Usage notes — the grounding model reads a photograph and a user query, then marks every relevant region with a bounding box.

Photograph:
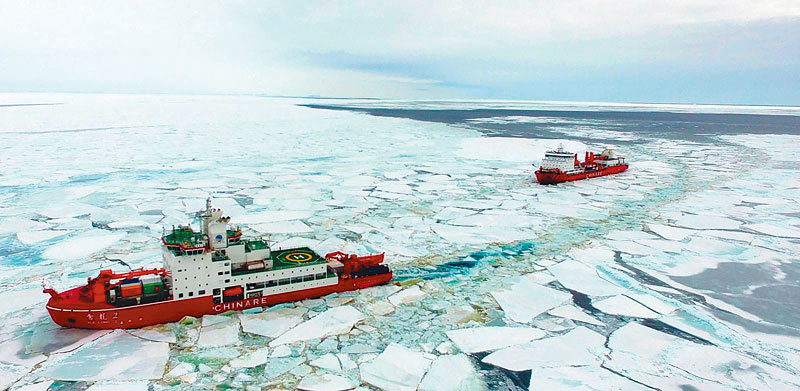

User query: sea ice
[197,316,241,347]
[745,222,800,239]
[457,137,586,162]
[235,210,314,224]
[432,223,531,244]
[9,380,54,391]
[270,306,364,346]
[271,344,292,357]
[528,365,643,391]
[297,374,356,391]
[606,322,800,390]
[42,231,126,260]
[16,230,69,245]
[165,362,195,378]
[0,338,47,369]
[262,357,306,379]
[251,220,312,234]
[445,326,546,353]
[83,381,149,391]
[229,347,270,368]
[567,246,616,266]
[240,307,305,338]
[0,363,26,391]
[674,214,741,230]
[548,305,604,326]
[367,301,395,316]
[127,325,177,344]
[547,260,626,296]
[606,240,661,256]
[634,238,684,253]
[448,212,537,228]
[647,223,693,241]
[337,353,358,370]
[482,327,606,371]
[310,353,341,372]
[39,203,104,219]
[684,236,743,255]
[359,343,432,391]
[387,285,426,306]
[605,230,656,241]
[491,276,572,323]
[0,288,48,316]
[37,330,169,381]
[418,354,484,391]
[0,218,50,235]
[27,325,111,355]
[592,295,660,318]
[107,220,150,229]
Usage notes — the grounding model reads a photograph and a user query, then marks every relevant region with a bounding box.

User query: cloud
[0,1,799,103]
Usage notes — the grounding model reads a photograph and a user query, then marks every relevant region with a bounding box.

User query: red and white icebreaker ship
[44,200,392,329]
[535,145,628,184]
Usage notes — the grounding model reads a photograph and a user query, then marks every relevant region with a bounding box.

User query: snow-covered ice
[445,326,546,353]
[360,343,432,391]
[270,306,364,346]
[297,374,356,391]
[37,331,169,381]
[3,95,800,390]
[418,354,484,391]
[491,276,572,323]
[239,307,305,338]
[547,259,626,296]
[482,327,606,371]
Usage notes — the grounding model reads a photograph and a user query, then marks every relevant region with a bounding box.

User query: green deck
[163,227,204,247]
[232,247,328,276]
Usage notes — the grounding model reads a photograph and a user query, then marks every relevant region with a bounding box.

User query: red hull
[535,164,628,185]
[46,272,392,329]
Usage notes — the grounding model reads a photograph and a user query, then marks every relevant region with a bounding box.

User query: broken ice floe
[547,259,626,296]
[239,307,306,338]
[592,295,660,318]
[360,343,432,391]
[37,330,169,381]
[4,96,800,390]
[297,373,356,391]
[197,316,241,347]
[491,276,572,323]
[418,354,484,391]
[270,306,364,346]
[445,326,545,353]
[606,322,800,390]
[482,326,606,371]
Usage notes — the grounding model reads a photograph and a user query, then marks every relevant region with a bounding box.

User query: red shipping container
[120,283,143,298]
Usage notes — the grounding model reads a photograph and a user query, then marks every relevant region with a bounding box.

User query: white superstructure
[539,144,577,172]
[162,200,336,305]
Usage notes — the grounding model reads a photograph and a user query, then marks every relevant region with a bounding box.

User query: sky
[1,1,799,105]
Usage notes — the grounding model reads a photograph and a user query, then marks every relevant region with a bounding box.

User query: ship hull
[46,272,392,329]
[535,164,628,185]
